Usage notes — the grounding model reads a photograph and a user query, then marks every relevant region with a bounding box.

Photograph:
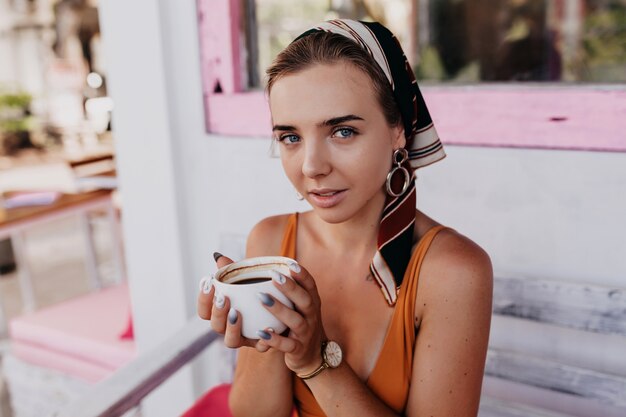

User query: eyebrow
[272,114,365,132]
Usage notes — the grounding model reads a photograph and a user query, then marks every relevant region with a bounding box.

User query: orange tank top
[279,213,448,416]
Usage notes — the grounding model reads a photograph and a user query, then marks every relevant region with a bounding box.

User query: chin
[309,205,355,224]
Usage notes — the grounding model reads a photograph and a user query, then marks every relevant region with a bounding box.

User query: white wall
[419,145,626,287]
[99,1,626,416]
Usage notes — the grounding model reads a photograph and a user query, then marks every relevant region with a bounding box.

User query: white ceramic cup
[212,256,296,339]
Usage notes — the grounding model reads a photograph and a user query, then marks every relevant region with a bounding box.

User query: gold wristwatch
[297,341,343,380]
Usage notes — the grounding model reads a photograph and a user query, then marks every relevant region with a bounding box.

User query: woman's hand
[256,264,326,375]
[197,253,272,352]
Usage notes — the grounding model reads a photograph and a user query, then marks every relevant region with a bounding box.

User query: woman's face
[269,62,405,224]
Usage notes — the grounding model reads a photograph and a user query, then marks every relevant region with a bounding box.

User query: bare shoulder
[407,225,493,417]
[246,213,293,257]
[429,228,492,275]
[416,227,493,318]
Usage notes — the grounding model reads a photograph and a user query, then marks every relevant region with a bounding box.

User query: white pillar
[98,1,195,415]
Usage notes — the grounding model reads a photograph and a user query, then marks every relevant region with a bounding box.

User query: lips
[307,189,347,208]
[311,189,340,196]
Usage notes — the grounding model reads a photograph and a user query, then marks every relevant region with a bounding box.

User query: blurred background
[251,0,626,86]
[0,1,625,417]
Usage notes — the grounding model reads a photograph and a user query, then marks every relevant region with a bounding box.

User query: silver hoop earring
[295,191,304,201]
[386,148,410,197]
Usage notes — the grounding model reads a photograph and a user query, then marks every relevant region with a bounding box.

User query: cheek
[347,146,392,187]
[359,138,393,177]
[280,152,302,183]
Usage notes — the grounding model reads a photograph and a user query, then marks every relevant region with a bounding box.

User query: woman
[198,19,493,417]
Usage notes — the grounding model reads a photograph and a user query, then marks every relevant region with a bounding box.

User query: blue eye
[334,127,356,138]
[279,134,300,144]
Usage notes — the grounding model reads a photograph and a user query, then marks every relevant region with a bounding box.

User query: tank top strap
[280,212,298,259]
[398,225,449,350]
[365,224,449,412]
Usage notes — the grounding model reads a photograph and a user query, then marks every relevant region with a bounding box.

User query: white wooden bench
[55,277,626,417]
[481,276,626,417]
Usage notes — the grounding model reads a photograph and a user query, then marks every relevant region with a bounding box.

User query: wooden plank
[0,190,113,230]
[55,319,220,417]
[493,277,626,336]
[485,349,626,409]
[479,396,576,417]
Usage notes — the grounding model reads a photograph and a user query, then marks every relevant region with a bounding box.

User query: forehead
[269,62,382,126]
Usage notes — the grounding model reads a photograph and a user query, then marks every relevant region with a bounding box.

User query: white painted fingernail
[288,262,301,274]
[270,270,286,285]
[202,276,213,294]
[214,293,225,309]
[199,277,207,291]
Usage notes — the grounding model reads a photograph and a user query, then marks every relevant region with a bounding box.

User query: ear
[391,124,406,150]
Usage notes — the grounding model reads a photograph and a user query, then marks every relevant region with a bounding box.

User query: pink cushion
[9,283,136,382]
[11,341,115,383]
[119,313,134,340]
[180,384,299,417]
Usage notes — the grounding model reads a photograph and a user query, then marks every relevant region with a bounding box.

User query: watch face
[324,341,343,368]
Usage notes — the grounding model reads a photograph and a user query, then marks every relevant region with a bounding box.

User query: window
[196,0,626,151]
[248,0,626,87]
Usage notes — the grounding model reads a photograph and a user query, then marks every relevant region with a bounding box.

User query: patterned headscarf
[293,19,446,305]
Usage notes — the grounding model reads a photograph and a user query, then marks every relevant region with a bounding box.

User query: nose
[301,138,331,178]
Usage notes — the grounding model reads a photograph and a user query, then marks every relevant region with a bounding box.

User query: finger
[225,310,265,349]
[223,308,257,348]
[223,308,243,348]
[213,252,235,269]
[255,340,271,353]
[257,291,308,336]
[256,328,298,354]
[209,293,230,334]
[286,262,318,294]
[271,272,316,314]
[197,276,215,320]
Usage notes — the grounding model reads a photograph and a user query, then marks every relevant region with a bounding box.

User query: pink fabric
[119,312,134,340]
[9,283,136,381]
[11,341,115,383]
[181,384,299,417]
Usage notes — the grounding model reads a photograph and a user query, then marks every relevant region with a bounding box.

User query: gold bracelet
[297,361,328,380]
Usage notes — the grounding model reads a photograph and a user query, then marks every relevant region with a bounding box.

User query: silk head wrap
[293,19,446,305]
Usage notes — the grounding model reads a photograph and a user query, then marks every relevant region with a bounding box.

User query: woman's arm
[259,230,492,417]
[254,262,402,417]
[227,216,294,417]
[406,231,493,417]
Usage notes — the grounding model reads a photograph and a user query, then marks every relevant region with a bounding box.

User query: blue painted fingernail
[288,262,301,273]
[228,308,237,325]
[256,292,274,307]
[257,330,272,340]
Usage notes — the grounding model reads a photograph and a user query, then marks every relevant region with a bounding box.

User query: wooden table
[0,189,125,335]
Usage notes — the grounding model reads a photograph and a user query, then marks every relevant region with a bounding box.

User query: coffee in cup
[212,256,296,339]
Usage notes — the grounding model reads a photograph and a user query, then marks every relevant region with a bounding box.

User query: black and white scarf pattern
[295,19,446,305]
